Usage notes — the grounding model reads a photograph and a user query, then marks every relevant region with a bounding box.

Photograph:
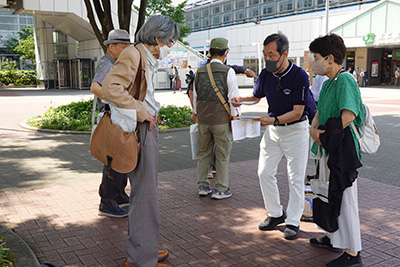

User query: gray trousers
[126,122,160,267]
[197,123,232,192]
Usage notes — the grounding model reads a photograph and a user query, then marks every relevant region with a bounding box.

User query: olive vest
[195,62,231,125]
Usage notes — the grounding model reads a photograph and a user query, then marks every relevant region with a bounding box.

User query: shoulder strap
[350,122,361,141]
[206,63,231,117]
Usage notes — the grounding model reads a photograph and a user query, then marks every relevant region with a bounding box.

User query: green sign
[363,33,376,45]
[396,51,400,57]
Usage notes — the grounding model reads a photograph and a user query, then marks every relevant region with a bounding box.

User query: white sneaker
[198,185,212,196]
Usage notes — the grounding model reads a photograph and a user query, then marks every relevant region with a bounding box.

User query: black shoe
[98,204,128,218]
[283,224,299,240]
[325,252,363,267]
[310,236,344,253]
[307,174,318,180]
[258,210,286,231]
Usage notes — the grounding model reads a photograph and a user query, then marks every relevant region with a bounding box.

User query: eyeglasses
[170,39,176,46]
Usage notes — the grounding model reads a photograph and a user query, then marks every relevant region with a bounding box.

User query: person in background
[172,66,181,93]
[360,69,368,87]
[185,65,194,94]
[90,29,131,218]
[307,74,329,181]
[394,66,400,87]
[308,33,364,267]
[232,32,311,240]
[192,37,240,199]
[101,15,180,267]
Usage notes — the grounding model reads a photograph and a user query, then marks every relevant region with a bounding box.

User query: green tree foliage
[5,26,34,56]
[14,35,35,63]
[0,62,37,86]
[134,0,191,42]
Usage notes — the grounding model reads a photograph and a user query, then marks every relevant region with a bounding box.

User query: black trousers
[98,165,129,210]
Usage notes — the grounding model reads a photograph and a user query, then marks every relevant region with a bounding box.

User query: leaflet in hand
[231,119,261,141]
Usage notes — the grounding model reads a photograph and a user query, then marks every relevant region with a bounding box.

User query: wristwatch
[274,117,280,126]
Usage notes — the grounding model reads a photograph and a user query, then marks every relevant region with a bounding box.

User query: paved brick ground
[1,157,400,267]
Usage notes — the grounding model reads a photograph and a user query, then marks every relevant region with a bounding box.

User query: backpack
[350,103,380,154]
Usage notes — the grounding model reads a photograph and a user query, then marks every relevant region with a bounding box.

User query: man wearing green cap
[192,37,240,199]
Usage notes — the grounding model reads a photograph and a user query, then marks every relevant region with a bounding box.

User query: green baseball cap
[210,38,229,50]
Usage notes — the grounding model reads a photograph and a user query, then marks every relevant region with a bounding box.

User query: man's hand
[245,69,257,78]
[254,116,274,127]
[310,127,325,145]
[145,112,156,131]
[231,97,242,107]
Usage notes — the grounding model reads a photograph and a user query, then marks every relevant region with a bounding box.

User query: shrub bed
[26,99,195,131]
[0,235,16,267]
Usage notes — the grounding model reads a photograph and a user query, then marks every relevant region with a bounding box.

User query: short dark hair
[188,65,191,68]
[263,32,289,55]
[209,48,228,57]
[309,34,346,65]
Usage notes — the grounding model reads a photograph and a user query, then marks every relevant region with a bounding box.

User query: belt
[277,115,308,126]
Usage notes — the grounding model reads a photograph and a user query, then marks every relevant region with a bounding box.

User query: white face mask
[310,53,328,76]
[159,44,171,60]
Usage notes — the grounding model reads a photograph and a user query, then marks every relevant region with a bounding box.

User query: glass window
[249,7,259,17]
[26,17,33,25]
[194,20,201,28]
[202,18,209,27]
[53,30,68,43]
[0,16,18,24]
[194,10,200,19]
[213,5,221,14]
[224,2,232,11]
[202,8,209,17]
[236,0,245,9]
[235,10,245,20]
[223,13,232,23]
[279,0,293,12]
[213,15,220,24]
[0,24,19,31]
[263,4,275,14]
[54,44,68,58]
[186,12,193,20]
[250,0,259,5]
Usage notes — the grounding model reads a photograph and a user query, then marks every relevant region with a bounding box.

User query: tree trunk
[135,0,148,41]
[83,0,107,53]
[118,0,134,33]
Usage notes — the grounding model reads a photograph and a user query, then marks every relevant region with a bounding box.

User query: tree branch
[135,0,148,39]
[118,0,133,33]
[101,0,114,34]
[83,0,106,53]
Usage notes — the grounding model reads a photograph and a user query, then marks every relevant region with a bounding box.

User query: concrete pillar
[34,17,55,89]
[355,47,368,86]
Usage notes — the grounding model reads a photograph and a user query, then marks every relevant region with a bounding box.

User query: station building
[183,0,400,85]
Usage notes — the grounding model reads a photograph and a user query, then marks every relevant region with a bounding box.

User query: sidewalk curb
[19,119,191,135]
[0,224,40,267]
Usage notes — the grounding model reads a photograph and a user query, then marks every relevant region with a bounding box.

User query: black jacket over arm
[319,117,362,219]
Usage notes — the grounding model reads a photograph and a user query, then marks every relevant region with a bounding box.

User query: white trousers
[329,179,362,252]
[258,120,309,226]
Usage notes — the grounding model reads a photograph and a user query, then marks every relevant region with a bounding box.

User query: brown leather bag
[90,110,140,176]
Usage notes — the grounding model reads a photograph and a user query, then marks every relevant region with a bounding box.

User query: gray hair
[135,15,180,45]
[263,31,289,55]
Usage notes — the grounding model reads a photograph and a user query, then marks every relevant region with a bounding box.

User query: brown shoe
[158,249,169,262]
[125,262,171,267]
[125,249,169,267]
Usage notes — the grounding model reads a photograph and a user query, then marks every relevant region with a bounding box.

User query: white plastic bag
[190,123,198,160]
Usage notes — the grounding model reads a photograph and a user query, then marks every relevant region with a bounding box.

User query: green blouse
[311,72,365,160]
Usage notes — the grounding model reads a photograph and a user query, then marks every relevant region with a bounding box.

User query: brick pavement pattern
[1,156,400,266]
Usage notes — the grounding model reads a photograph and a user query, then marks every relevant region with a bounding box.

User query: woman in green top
[308,34,365,267]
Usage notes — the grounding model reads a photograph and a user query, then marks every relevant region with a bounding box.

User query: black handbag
[312,197,339,232]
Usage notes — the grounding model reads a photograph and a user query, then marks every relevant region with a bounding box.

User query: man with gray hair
[101,15,179,267]
[90,29,131,218]
[233,32,312,240]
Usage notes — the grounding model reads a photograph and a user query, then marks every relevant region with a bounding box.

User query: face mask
[265,54,283,73]
[159,44,170,60]
[312,56,328,76]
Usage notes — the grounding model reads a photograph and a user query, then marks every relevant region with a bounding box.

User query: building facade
[183,0,400,86]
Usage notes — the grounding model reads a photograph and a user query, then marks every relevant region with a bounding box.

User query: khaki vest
[195,62,231,125]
